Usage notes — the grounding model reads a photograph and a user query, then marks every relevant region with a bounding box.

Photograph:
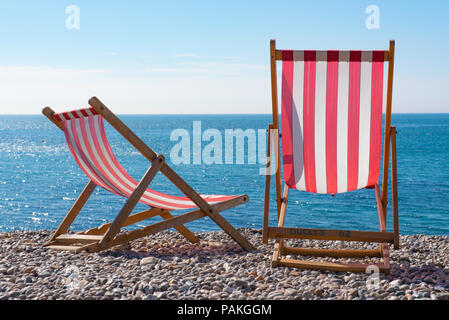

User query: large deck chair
[42,97,255,253]
[263,40,399,273]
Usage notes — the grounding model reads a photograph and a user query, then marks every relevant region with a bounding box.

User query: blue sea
[1,114,449,236]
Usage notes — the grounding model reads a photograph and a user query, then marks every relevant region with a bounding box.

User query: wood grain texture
[390,126,400,249]
[282,246,382,258]
[42,106,63,130]
[55,234,103,244]
[381,40,396,216]
[267,227,394,243]
[262,124,273,244]
[277,258,388,273]
[270,40,283,217]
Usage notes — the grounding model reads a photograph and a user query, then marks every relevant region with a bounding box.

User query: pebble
[234,280,248,288]
[302,291,313,299]
[140,257,158,266]
[389,279,401,287]
[0,229,447,300]
[349,289,358,298]
[314,289,323,297]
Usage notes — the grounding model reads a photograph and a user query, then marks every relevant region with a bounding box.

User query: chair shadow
[97,231,259,262]
[388,262,449,290]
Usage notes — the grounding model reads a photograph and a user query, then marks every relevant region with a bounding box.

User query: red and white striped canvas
[53,107,98,121]
[54,110,237,210]
[281,50,385,194]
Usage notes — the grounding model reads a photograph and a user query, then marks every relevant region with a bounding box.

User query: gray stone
[389,279,401,287]
[234,280,248,288]
[6,267,15,275]
[302,291,313,299]
[140,257,158,266]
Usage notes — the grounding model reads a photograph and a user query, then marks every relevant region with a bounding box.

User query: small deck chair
[263,40,399,273]
[42,97,255,253]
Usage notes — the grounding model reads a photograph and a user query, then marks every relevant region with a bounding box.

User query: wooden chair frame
[262,40,399,273]
[42,97,255,253]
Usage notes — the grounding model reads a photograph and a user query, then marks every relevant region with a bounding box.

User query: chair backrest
[53,107,128,196]
[280,50,386,194]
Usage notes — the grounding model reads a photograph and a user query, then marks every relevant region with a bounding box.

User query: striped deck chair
[262,40,399,273]
[42,97,255,253]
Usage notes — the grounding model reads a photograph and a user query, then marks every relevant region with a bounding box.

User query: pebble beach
[0,228,448,300]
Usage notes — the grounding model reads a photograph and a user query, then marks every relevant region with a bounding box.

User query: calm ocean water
[0,114,448,235]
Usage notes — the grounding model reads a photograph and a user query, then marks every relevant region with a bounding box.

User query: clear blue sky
[0,0,448,114]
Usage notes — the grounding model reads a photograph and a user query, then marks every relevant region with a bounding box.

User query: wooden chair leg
[375,183,386,232]
[272,185,288,267]
[390,127,399,250]
[262,124,273,244]
[159,210,200,244]
[98,155,165,248]
[277,185,289,254]
[263,174,271,244]
[377,185,391,273]
[49,180,96,242]
[272,241,281,267]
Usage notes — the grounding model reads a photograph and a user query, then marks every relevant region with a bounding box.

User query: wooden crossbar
[262,124,273,244]
[381,40,396,215]
[276,258,388,273]
[45,245,84,252]
[282,246,382,258]
[55,234,103,243]
[267,227,394,243]
[274,50,390,61]
[390,127,400,249]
